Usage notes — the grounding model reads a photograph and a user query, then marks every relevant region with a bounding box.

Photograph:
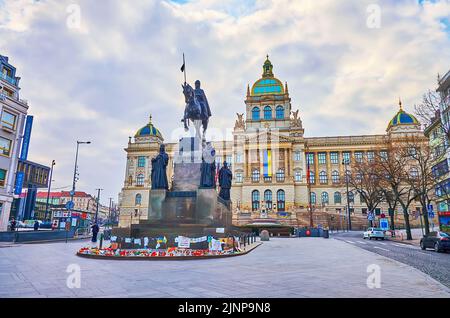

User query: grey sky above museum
[0,0,449,204]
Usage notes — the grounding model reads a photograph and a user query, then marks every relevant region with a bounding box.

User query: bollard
[99,233,104,249]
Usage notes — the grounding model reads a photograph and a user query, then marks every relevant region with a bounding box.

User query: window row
[308,170,341,184]
[310,191,355,205]
[251,169,286,182]
[252,105,285,120]
[251,189,285,211]
[306,151,386,165]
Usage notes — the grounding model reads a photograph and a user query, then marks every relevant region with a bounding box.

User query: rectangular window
[375,208,381,216]
[0,169,6,187]
[137,156,146,168]
[367,151,374,162]
[380,150,388,161]
[235,153,242,163]
[309,171,315,184]
[236,173,243,183]
[1,110,17,130]
[330,152,339,164]
[355,151,363,163]
[0,136,12,156]
[342,152,351,164]
[226,155,232,164]
[318,153,326,165]
[294,151,301,162]
[306,153,314,165]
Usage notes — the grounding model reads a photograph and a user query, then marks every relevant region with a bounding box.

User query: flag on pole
[180,62,185,72]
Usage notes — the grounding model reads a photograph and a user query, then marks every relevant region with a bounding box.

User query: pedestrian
[91,222,99,243]
[33,220,39,231]
[10,218,17,232]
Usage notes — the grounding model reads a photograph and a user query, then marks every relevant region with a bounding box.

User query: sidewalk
[387,227,437,246]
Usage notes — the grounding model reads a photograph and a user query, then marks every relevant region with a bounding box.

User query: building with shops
[424,69,450,233]
[118,56,431,231]
[0,55,29,231]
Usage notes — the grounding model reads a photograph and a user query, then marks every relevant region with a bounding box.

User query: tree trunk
[403,208,413,240]
[390,211,395,231]
[422,205,430,235]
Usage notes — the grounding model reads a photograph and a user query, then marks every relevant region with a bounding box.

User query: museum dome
[135,115,163,139]
[250,55,285,96]
[387,99,420,130]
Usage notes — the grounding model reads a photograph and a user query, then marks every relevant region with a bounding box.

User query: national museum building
[118,57,425,230]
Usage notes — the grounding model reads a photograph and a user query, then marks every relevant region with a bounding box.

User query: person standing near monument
[200,142,216,188]
[151,144,169,190]
[218,161,232,201]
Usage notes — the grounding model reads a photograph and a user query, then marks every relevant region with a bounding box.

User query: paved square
[0,238,449,298]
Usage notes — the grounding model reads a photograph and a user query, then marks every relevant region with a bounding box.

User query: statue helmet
[195,80,201,87]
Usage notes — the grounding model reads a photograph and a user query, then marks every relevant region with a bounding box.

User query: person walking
[91,222,99,243]
[33,220,39,231]
[10,218,17,232]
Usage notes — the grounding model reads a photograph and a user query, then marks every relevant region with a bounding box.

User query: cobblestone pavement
[332,231,450,289]
[0,238,449,298]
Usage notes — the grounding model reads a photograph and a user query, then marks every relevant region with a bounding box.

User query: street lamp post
[70,141,91,205]
[108,197,113,230]
[94,188,103,224]
[44,159,56,221]
[342,159,352,231]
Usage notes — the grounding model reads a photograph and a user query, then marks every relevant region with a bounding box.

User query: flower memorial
[76,234,251,259]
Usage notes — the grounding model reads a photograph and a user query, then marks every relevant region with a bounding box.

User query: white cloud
[0,0,449,202]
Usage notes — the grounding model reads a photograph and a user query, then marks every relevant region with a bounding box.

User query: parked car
[420,231,450,253]
[363,227,385,240]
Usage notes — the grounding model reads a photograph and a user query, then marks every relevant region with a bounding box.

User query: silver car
[363,227,385,240]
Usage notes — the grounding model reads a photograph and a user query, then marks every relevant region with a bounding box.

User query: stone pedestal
[148,189,166,221]
[172,136,203,191]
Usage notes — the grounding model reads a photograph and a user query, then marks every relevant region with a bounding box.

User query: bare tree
[401,136,435,235]
[414,89,447,149]
[346,155,384,227]
[375,140,418,240]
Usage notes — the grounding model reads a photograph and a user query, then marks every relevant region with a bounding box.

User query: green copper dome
[135,115,163,139]
[250,55,285,96]
[387,100,420,130]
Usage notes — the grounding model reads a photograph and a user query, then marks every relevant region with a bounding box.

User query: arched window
[276,105,284,119]
[264,106,272,120]
[321,192,329,204]
[252,190,260,211]
[264,190,272,210]
[310,192,317,204]
[135,194,142,205]
[277,190,285,211]
[319,171,328,184]
[334,192,342,204]
[252,107,260,120]
[137,174,144,186]
[276,168,285,182]
[332,171,339,184]
[252,169,260,182]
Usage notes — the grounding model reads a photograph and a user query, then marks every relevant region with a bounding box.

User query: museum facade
[118,57,426,230]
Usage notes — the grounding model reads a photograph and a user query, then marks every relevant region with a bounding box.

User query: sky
[0,0,449,205]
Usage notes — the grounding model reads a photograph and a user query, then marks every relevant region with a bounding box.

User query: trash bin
[323,229,329,239]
